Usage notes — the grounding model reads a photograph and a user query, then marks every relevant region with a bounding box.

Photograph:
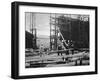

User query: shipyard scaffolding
[30,13,37,49]
[50,14,89,51]
[50,14,70,51]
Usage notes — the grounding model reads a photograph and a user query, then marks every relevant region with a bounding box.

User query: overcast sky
[25,13,50,37]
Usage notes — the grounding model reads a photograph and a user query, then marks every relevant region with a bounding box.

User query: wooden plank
[26,52,89,62]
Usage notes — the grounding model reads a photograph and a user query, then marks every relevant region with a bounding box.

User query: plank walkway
[25,52,89,63]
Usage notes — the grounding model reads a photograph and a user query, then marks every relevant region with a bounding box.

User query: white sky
[25,13,50,37]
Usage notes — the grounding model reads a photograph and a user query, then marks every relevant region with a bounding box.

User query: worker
[39,44,44,57]
[58,45,62,56]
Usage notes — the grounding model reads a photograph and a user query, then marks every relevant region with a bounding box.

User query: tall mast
[50,13,52,50]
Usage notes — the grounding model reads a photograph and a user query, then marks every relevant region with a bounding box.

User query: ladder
[57,27,68,50]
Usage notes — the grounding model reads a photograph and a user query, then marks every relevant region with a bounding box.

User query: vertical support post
[50,13,52,50]
[32,13,34,50]
[55,13,57,50]
[32,13,37,49]
[70,14,72,42]
[78,15,81,42]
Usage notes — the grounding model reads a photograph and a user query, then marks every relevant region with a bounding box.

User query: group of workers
[39,41,74,57]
